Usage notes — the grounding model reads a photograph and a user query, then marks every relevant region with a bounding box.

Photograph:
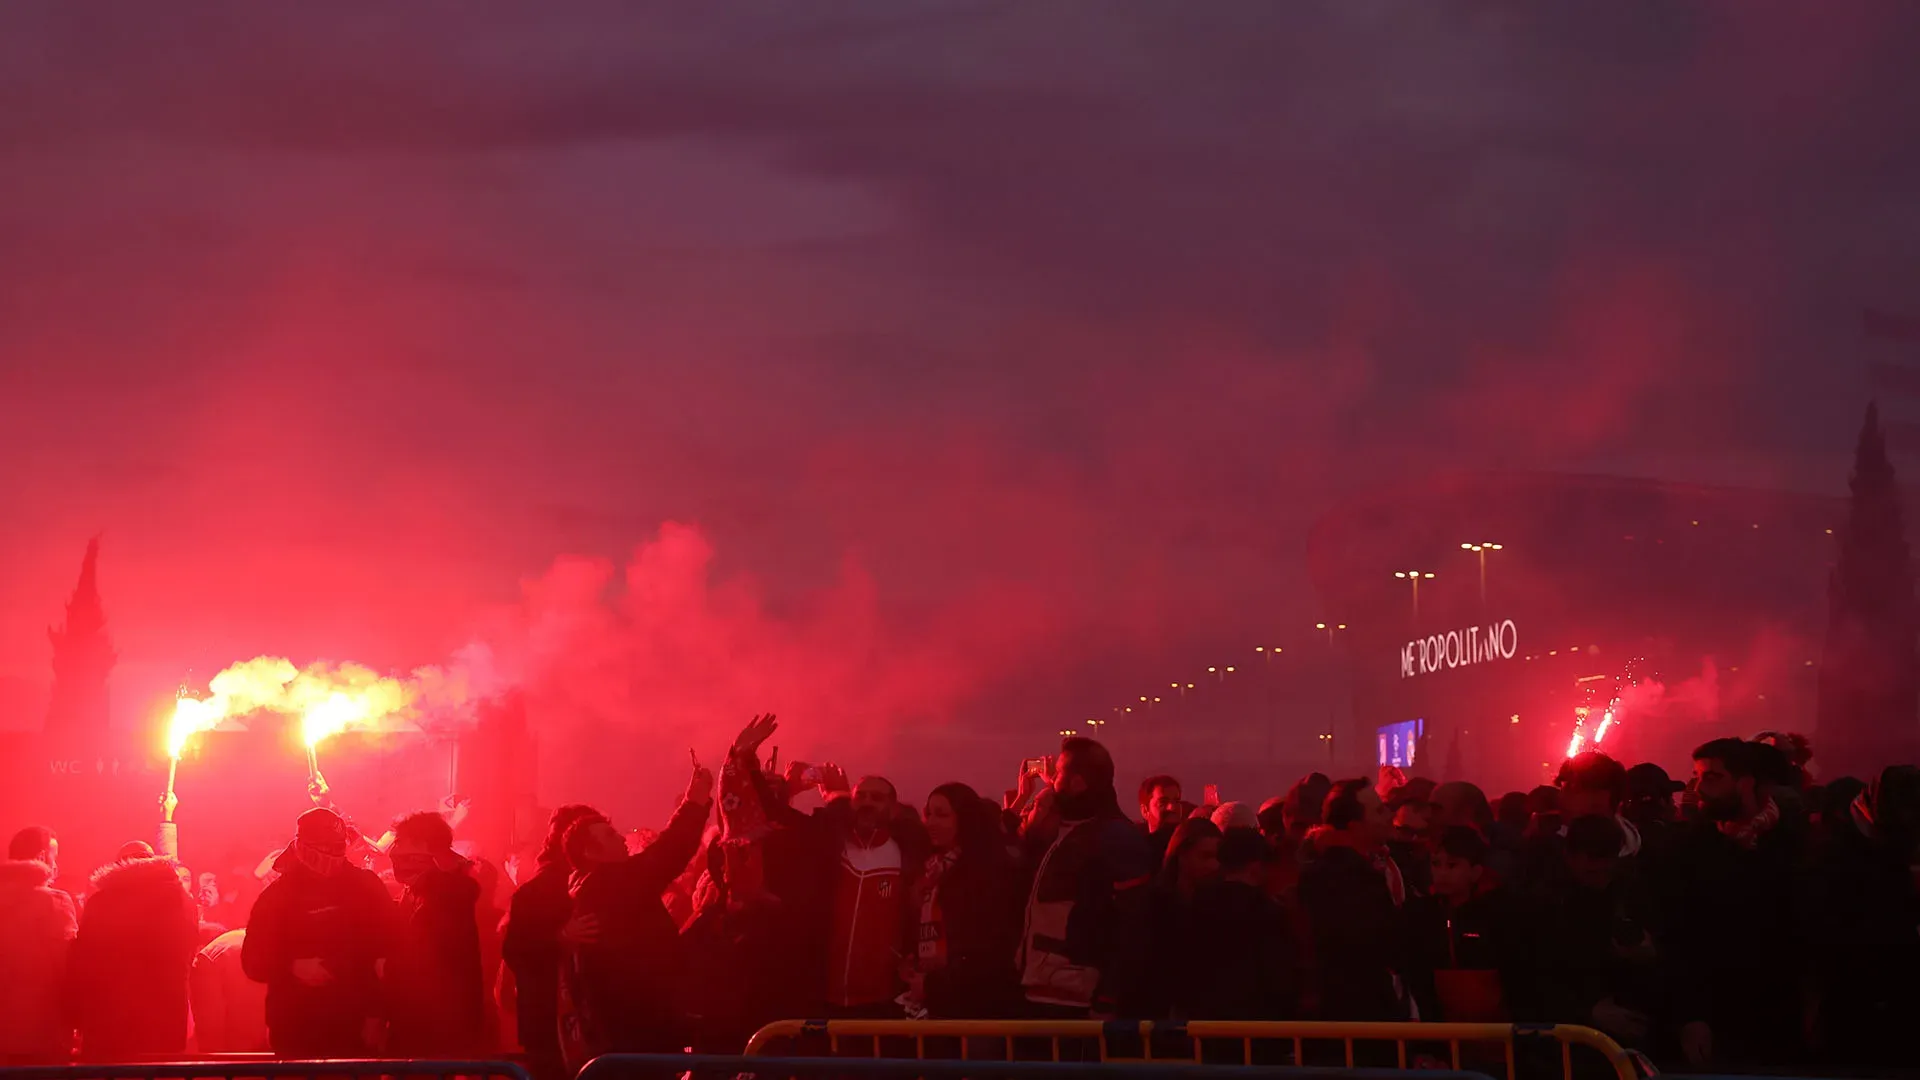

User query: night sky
[3,3,1919,800]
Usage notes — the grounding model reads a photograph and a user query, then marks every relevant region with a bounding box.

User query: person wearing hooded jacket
[0,827,77,1064]
[243,807,397,1057]
[384,810,487,1056]
[67,852,199,1060]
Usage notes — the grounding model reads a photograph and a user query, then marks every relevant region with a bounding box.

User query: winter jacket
[191,929,268,1053]
[0,861,78,1063]
[1180,879,1298,1020]
[827,832,906,1008]
[68,858,199,1059]
[1019,814,1156,1013]
[561,797,708,1066]
[242,861,396,1057]
[386,868,487,1055]
[1804,818,1920,1066]
[502,861,573,1064]
[1297,846,1408,1021]
[916,849,1022,1019]
[1663,814,1805,1066]
[1406,889,1534,1023]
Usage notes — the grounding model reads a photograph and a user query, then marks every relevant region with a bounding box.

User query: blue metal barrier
[0,1061,531,1080]
[579,1053,1503,1080]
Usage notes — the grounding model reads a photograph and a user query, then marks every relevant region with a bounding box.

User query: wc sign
[1400,619,1519,678]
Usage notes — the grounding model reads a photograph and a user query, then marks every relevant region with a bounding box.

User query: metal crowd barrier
[0,1061,531,1080]
[580,1054,1501,1080]
[741,1021,1640,1080]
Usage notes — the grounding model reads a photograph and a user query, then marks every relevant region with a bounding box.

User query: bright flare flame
[160,655,434,758]
[1593,711,1615,745]
[166,696,222,759]
[1567,731,1586,758]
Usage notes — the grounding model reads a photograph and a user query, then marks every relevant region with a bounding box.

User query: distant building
[46,537,115,735]
[1309,472,1848,788]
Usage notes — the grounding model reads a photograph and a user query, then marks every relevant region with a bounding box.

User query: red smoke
[465,521,1051,818]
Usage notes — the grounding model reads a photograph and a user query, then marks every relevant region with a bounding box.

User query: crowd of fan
[3,714,1918,1076]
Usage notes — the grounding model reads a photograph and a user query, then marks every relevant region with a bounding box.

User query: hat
[1626,763,1684,801]
[1210,801,1260,832]
[295,807,349,852]
[116,840,156,862]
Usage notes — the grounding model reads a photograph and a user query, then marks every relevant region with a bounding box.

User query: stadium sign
[1401,619,1518,678]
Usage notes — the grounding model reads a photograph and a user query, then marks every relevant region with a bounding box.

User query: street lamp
[1459,542,1503,606]
[1394,570,1435,619]
[1314,622,1348,645]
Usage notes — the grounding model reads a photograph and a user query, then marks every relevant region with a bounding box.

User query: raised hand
[732,714,779,757]
[687,763,716,806]
[819,762,850,794]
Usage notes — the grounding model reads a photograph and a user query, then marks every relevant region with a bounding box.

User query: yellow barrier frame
[743,1020,1637,1080]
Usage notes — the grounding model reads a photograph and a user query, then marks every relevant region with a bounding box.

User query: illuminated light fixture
[1255,646,1265,652]
[1460,542,1503,552]
[1394,570,1436,579]
[1186,683,1195,689]
[1549,650,1558,656]
[1825,528,1833,535]
[1224,666,1235,673]
[1315,623,1326,630]
[1690,520,1699,526]
[1152,696,1161,703]
[1510,714,1521,724]
[1208,667,1217,673]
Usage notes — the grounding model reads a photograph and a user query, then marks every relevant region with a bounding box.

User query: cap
[1626,763,1684,800]
[116,840,155,862]
[295,807,348,851]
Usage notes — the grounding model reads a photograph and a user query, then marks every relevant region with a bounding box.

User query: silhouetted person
[67,853,198,1060]
[385,811,486,1055]
[1,827,77,1063]
[559,763,712,1069]
[1298,780,1408,1020]
[503,804,601,1080]
[1182,827,1297,1020]
[244,808,396,1057]
[1667,739,1803,1069]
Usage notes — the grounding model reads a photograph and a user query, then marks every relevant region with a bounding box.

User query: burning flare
[161,655,434,759]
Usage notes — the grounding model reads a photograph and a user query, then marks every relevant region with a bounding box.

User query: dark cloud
[1,2,1917,794]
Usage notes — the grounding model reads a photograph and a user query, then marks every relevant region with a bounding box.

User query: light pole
[1459,542,1503,607]
[1394,570,1435,620]
[1314,623,1347,770]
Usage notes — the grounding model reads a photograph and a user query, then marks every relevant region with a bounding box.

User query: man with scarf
[1017,736,1154,1019]
[1666,738,1803,1069]
[243,808,397,1057]
[383,810,486,1055]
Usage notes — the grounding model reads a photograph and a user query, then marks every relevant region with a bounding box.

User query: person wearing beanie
[1210,801,1260,834]
[242,807,397,1057]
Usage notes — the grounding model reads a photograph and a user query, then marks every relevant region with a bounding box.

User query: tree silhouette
[1816,403,1920,775]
